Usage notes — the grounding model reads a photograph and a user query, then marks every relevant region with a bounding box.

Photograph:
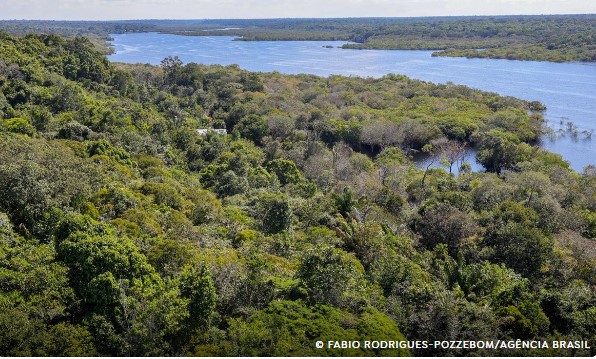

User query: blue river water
[109,32,596,172]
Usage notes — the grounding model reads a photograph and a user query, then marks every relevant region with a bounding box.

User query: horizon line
[2,13,596,22]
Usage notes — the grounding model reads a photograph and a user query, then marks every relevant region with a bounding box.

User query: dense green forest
[0,32,595,356]
[2,15,596,62]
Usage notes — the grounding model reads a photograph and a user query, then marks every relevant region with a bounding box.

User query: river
[108,32,596,172]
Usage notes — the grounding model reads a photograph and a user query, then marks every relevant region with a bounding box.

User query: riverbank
[109,32,596,171]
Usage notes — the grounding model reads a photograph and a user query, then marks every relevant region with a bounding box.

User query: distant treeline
[171,16,596,62]
[0,20,154,36]
[1,15,595,62]
[0,20,155,53]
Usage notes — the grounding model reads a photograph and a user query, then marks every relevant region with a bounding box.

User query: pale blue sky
[1,0,595,20]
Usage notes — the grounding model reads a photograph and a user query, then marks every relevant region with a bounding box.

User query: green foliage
[1,117,35,135]
[0,31,593,356]
[56,231,155,297]
[415,202,477,254]
[226,300,408,356]
[178,263,217,328]
[265,158,303,185]
[0,135,98,235]
[486,223,554,279]
[497,302,550,339]
[296,246,378,309]
[253,192,293,234]
[141,182,183,209]
[189,189,223,225]
[579,209,596,239]
[234,114,268,143]
[0,226,96,356]
[57,120,92,141]
[87,139,133,166]
[374,186,405,215]
[482,108,543,143]
[333,187,357,217]
[147,239,191,276]
[475,129,534,173]
[357,307,409,356]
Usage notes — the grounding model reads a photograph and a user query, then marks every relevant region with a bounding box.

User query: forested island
[0,32,595,356]
[1,15,596,62]
[173,16,596,62]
